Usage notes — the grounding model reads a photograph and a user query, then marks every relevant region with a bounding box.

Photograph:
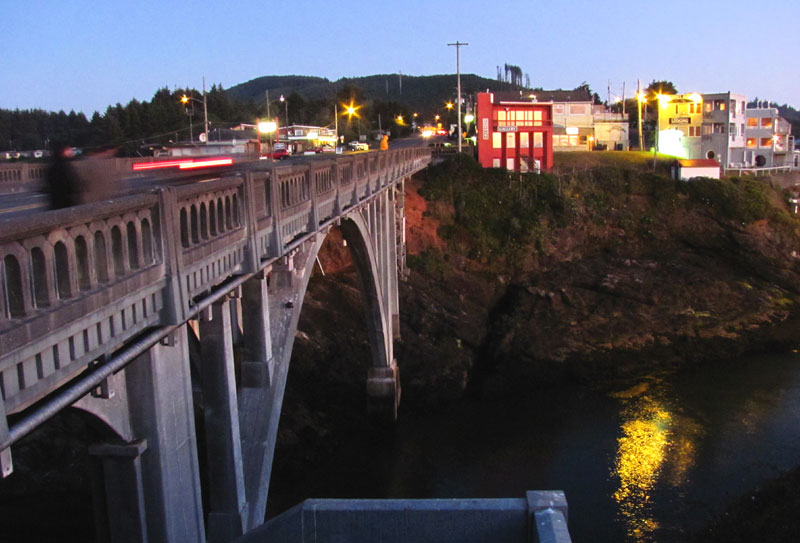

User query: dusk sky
[2,0,798,116]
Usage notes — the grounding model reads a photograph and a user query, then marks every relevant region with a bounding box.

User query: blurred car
[272,148,290,160]
[310,145,335,154]
[348,141,369,151]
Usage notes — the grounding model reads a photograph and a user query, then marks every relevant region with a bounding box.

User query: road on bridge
[0,134,437,218]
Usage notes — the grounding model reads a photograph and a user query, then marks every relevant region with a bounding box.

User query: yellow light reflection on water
[612,393,673,541]
[610,379,706,541]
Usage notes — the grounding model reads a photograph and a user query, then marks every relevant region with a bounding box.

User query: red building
[476,92,553,172]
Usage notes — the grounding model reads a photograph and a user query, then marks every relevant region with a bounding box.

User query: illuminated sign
[565,127,579,135]
[482,118,489,140]
[497,126,517,132]
[669,117,691,125]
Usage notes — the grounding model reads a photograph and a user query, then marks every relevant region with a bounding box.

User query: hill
[226,73,523,116]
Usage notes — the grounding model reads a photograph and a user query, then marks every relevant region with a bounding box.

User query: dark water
[272,351,800,542]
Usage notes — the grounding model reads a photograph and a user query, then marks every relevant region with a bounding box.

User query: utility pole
[202,76,209,145]
[637,79,644,151]
[448,41,468,154]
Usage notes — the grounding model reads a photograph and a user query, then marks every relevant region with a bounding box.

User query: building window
[534,132,543,148]
[713,123,725,134]
[520,132,529,149]
[569,104,586,115]
[492,158,501,168]
[689,126,701,137]
[760,138,772,148]
[689,103,701,114]
[702,125,712,135]
[705,102,713,113]
[730,124,736,135]
[747,117,758,127]
[746,138,757,148]
[506,132,516,148]
[730,100,736,117]
[715,101,726,111]
[506,158,515,170]
[553,104,564,115]
[533,110,542,126]
[760,118,773,129]
[492,132,501,149]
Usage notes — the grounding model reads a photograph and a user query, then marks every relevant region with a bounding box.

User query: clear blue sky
[2,0,798,116]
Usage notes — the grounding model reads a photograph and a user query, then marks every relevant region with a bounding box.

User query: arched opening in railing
[142,219,153,264]
[111,226,124,277]
[75,236,91,291]
[180,208,189,248]
[190,205,199,245]
[3,254,25,317]
[217,197,225,233]
[232,194,240,226]
[94,231,109,283]
[209,201,217,236]
[200,203,208,240]
[225,196,232,230]
[127,223,139,270]
[54,241,72,299]
[31,247,49,308]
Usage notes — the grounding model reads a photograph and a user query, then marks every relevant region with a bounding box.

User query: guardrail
[236,491,573,543]
[0,148,431,452]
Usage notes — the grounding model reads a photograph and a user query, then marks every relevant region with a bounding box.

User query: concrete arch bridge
[0,148,429,541]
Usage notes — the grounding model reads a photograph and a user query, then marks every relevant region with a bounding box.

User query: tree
[645,80,678,100]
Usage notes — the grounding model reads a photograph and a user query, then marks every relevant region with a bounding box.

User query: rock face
[269,159,800,515]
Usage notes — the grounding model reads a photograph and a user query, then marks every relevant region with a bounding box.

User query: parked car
[348,141,369,151]
[272,148,290,160]
[310,145,335,154]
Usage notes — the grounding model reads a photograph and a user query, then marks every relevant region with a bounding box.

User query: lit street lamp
[279,94,288,128]
[180,77,209,144]
[257,119,277,160]
[342,101,362,137]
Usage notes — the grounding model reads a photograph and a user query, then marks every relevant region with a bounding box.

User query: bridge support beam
[88,439,149,543]
[199,298,248,542]
[240,272,274,388]
[366,359,400,421]
[125,326,205,543]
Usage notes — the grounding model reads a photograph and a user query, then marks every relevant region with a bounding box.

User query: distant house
[475,91,554,172]
[671,159,721,181]
[533,88,594,151]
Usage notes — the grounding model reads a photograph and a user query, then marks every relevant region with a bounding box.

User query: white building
[736,107,794,168]
[700,92,747,168]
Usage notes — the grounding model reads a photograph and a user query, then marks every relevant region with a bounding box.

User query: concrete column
[240,272,274,388]
[199,298,248,542]
[125,326,205,543]
[367,359,400,422]
[88,440,149,543]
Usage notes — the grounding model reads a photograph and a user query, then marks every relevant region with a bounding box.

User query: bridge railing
[0,148,431,440]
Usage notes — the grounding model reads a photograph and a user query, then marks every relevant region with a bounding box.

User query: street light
[180,77,209,144]
[637,92,647,151]
[341,101,362,138]
[279,94,288,128]
[257,119,277,160]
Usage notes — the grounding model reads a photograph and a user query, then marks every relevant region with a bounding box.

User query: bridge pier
[88,439,149,543]
[125,326,205,543]
[199,297,248,542]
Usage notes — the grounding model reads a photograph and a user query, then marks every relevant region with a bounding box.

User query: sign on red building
[476,92,553,173]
